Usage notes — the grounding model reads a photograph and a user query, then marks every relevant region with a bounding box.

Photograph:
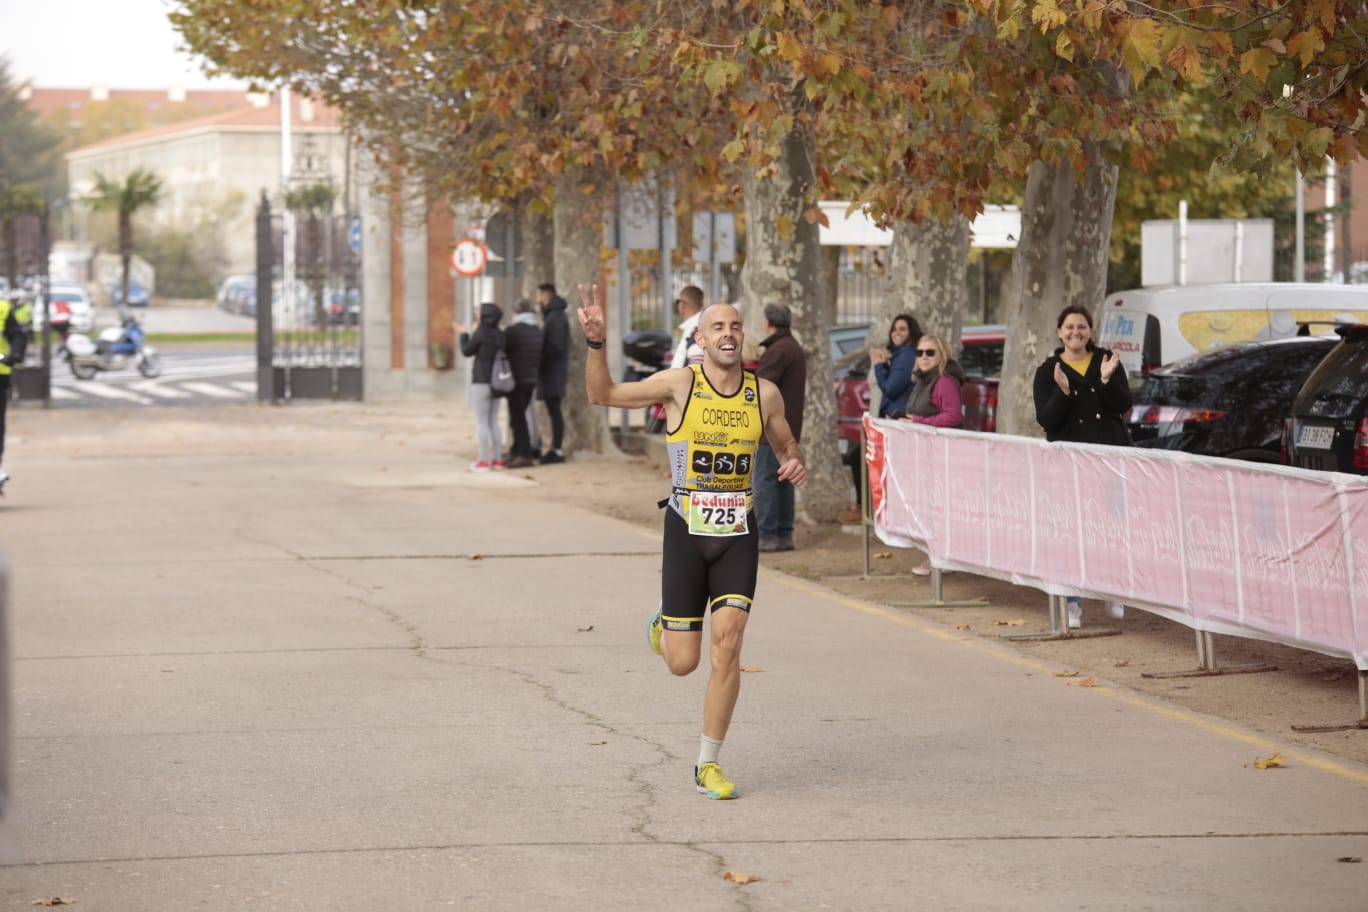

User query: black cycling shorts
[660,507,758,633]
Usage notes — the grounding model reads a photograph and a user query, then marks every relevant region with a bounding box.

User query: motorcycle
[62,313,163,380]
[622,329,674,433]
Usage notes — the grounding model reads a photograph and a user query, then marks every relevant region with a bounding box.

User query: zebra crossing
[46,354,258,407]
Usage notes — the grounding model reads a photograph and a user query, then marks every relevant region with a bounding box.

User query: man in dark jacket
[536,283,570,463]
[504,299,545,468]
[754,302,806,552]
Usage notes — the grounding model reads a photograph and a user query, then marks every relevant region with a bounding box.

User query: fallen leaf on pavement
[724,872,761,884]
[1114,660,1131,668]
[32,901,77,907]
[1054,671,1081,678]
[991,619,1025,627]
[1074,676,1099,687]
[953,623,971,630]
[740,665,767,673]
[467,554,484,561]
[875,552,892,559]
[1251,753,1286,769]
[577,625,594,632]
[1337,856,1361,863]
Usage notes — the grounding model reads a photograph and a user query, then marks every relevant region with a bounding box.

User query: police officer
[0,291,30,491]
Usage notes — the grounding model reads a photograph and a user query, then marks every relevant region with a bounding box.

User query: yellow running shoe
[647,608,664,656]
[694,762,738,799]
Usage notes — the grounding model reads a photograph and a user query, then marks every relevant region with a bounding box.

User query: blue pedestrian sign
[348,220,362,254]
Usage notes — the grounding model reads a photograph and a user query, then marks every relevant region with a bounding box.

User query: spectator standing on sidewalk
[670,285,706,368]
[535,283,570,464]
[0,291,29,491]
[1032,303,1132,629]
[504,300,544,468]
[457,302,507,472]
[754,302,806,553]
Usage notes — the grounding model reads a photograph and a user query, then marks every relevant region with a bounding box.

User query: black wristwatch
[586,338,605,350]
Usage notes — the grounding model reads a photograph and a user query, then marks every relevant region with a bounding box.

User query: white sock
[698,735,723,768]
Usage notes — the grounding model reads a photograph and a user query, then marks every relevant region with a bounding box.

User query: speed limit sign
[451,238,488,277]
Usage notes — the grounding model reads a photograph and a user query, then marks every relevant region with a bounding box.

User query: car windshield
[51,292,84,303]
[1294,336,1368,419]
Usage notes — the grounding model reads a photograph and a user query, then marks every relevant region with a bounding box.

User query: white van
[1095,283,1368,376]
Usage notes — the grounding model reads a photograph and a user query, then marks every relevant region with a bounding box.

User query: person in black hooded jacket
[504,299,544,467]
[457,302,507,470]
[535,283,570,463]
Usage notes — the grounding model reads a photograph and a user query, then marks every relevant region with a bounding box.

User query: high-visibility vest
[0,298,12,376]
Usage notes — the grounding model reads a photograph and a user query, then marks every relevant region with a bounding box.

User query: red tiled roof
[67,96,345,155]
[23,87,256,119]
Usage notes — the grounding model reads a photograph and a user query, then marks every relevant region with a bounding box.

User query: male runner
[577,283,806,799]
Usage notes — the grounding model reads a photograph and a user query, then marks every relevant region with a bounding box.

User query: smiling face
[889,318,912,348]
[1057,310,1093,356]
[697,304,744,368]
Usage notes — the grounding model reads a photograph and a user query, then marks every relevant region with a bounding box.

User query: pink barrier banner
[865,416,1368,669]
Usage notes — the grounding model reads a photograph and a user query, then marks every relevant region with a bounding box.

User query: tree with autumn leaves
[169,0,1368,513]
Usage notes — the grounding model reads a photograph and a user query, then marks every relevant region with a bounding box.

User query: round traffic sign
[451,239,488,277]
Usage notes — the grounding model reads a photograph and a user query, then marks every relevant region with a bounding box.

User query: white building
[65,93,350,279]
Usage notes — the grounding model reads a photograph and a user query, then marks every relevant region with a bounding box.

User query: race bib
[687,491,748,537]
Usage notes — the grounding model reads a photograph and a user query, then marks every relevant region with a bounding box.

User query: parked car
[831,323,1006,454]
[1126,336,1337,463]
[1283,324,1368,474]
[111,281,150,307]
[323,286,361,326]
[216,274,256,315]
[30,284,94,333]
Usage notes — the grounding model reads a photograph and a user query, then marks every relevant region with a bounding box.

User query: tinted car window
[1294,336,1368,419]
[958,341,1003,378]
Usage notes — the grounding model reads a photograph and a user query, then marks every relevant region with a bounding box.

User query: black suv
[1127,336,1337,463]
[1284,324,1368,473]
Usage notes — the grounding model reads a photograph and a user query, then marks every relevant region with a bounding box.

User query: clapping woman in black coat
[1032,303,1132,628]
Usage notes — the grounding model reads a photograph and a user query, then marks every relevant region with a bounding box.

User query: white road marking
[127,381,193,399]
[178,381,247,399]
[230,381,257,393]
[68,380,154,404]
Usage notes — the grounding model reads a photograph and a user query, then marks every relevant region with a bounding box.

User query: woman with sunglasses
[900,334,963,575]
[901,334,963,429]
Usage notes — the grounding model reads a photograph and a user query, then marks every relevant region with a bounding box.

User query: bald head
[696,304,744,368]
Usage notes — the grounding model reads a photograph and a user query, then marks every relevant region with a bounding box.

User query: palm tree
[88,168,162,309]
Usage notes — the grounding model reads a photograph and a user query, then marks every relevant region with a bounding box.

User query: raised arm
[576,283,689,410]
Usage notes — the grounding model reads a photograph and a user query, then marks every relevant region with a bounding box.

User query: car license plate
[1296,423,1335,450]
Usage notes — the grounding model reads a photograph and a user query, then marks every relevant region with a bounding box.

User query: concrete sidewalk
[1,402,1366,910]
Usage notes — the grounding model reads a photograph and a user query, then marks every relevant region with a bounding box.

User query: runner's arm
[758,379,806,486]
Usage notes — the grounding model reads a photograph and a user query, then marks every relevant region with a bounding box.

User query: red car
[831,323,1006,454]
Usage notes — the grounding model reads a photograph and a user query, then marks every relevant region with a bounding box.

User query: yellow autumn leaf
[1252,753,1286,769]
[1287,28,1326,67]
[953,623,971,631]
[815,52,841,78]
[1240,47,1278,83]
[1055,31,1074,62]
[740,665,767,673]
[1054,671,1081,678]
[1075,676,1099,688]
[991,619,1026,627]
[724,871,761,884]
[875,551,892,559]
[776,31,803,63]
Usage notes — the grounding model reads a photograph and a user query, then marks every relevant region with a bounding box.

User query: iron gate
[255,194,363,401]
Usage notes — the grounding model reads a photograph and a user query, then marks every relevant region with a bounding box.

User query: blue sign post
[348,219,362,255]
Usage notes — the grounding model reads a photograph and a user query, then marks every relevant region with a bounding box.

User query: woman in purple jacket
[901,334,962,576]
[902,334,962,429]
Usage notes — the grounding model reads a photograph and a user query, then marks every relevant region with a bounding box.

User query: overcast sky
[2,0,246,89]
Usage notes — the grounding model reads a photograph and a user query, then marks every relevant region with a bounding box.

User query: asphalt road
[0,401,1365,910]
